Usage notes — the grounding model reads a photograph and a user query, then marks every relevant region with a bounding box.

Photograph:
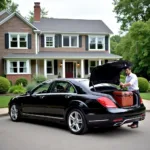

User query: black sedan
[8,60,146,134]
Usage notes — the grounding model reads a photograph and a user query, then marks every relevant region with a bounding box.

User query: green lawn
[0,96,13,108]
[140,93,150,100]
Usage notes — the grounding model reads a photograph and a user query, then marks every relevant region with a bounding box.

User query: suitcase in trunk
[113,91,133,107]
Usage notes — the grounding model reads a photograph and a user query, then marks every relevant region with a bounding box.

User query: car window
[51,81,76,93]
[32,83,50,95]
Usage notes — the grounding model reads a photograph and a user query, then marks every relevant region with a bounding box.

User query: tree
[113,0,150,31]
[114,20,150,80]
[6,2,19,13]
[0,0,11,11]
[110,35,121,53]
[27,7,49,23]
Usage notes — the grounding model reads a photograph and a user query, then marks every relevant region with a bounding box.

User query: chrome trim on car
[89,119,109,123]
[113,116,142,126]
[22,113,64,120]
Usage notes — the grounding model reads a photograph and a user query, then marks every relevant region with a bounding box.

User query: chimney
[34,2,41,21]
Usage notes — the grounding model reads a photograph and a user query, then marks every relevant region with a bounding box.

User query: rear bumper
[85,105,146,127]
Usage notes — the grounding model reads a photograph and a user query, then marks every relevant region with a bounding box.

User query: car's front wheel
[10,104,21,122]
[67,109,88,134]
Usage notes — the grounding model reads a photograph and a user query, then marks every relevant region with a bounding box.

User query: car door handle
[65,95,72,99]
[40,96,45,99]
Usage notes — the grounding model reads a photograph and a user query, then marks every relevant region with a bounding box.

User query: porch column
[35,33,38,54]
[35,60,38,75]
[81,59,84,78]
[62,59,65,78]
[44,59,47,78]
[98,59,102,66]
[6,60,10,74]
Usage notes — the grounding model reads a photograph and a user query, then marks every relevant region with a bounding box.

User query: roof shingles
[33,18,113,34]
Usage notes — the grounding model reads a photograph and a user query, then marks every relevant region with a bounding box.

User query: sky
[13,0,120,35]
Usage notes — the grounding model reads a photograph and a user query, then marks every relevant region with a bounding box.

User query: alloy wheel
[10,105,18,121]
[68,111,83,133]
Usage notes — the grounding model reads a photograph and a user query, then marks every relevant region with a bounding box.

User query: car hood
[89,60,132,86]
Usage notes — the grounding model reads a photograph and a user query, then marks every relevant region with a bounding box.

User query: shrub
[9,80,12,86]
[33,75,47,83]
[120,75,125,83]
[26,82,37,91]
[138,77,149,92]
[15,78,28,87]
[0,76,10,94]
[9,85,26,94]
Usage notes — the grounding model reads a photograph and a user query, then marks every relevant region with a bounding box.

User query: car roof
[45,78,89,84]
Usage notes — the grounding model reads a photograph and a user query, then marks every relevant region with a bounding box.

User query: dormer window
[89,36,105,50]
[62,35,79,47]
[44,34,55,47]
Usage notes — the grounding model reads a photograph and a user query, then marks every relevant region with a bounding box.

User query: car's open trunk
[90,84,139,108]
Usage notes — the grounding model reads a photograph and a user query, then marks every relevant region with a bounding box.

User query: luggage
[113,91,133,107]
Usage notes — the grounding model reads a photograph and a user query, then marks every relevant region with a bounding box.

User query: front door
[65,62,73,78]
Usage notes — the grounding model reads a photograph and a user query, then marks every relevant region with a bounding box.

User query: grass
[0,96,13,108]
[140,93,150,100]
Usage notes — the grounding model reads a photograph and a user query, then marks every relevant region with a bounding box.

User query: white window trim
[44,34,55,48]
[88,60,98,73]
[7,60,30,74]
[62,34,79,48]
[46,60,54,75]
[9,33,28,49]
[88,35,105,51]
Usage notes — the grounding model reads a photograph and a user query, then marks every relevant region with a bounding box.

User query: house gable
[0,12,39,30]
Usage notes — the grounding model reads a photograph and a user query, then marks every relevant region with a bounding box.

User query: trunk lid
[89,60,132,86]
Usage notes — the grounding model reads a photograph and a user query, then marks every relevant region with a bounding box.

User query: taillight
[97,97,117,108]
[140,97,143,104]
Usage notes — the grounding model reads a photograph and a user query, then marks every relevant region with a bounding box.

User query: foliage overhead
[0,0,11,11]
[115,20,150,80]
[113,0,150,31]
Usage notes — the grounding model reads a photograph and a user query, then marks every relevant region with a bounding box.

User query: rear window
[79,80,90,88]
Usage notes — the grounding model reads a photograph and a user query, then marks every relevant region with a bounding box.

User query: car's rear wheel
[10,104,21,122]
[67,109,88,134]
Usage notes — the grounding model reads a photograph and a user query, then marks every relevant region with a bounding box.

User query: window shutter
[41,34,44,47]
[5,33,9,49]
[28,34,32,49]
[54,60,58,75]
[59,34,62,47]
[85,36,88,51]
[84,60,88,75]
[55,34,59,47]
[105,36,109,51]
[79,35,82,47]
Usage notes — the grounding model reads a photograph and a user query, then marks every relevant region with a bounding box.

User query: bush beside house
[0,76,10,94]
[138,77,149,92]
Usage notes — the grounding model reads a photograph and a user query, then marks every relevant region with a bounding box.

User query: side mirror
[26,91,31,95]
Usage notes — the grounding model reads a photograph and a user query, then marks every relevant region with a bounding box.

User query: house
[0,2,122,84]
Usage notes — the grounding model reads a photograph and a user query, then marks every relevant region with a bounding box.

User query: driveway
[0,113,150,150]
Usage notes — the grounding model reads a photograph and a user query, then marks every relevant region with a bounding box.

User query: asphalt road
[0,113,150,150]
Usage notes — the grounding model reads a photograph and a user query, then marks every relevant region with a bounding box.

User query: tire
[9,104,21,122]
[67,109,88,135]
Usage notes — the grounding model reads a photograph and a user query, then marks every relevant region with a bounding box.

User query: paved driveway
[0,113,150,150]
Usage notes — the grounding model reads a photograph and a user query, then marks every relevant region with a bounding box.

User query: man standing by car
[120,66,140,128]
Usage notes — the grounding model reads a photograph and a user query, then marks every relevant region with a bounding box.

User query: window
[9,33,28,48]
[32,83,50,95]
[45,35,54,47]
[89,36,105,50]
[47,61,53,74]
[62,35,78,47]
[8,60,29,74]
[51,81,76,93]
[89,61,98,73]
